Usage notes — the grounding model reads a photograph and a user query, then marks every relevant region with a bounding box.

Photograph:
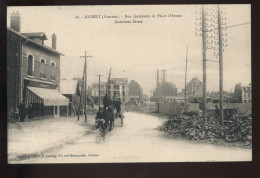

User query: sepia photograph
[6,4,251,164]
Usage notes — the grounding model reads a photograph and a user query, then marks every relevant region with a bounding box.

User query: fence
[207,103,251,113]
[158,102,200,115]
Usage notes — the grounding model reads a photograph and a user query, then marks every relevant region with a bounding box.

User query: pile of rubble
[160,112,252,147]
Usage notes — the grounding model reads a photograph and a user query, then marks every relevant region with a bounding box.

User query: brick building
[7,11,69,117]
[186,77,203,96]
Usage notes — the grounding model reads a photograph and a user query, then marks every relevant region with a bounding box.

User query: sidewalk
[8,115,95,163]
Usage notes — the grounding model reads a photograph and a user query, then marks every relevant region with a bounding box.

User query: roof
[27,86,69,106]
[22,32,48,40]
[60,80,78,94]
[8,28,64,56]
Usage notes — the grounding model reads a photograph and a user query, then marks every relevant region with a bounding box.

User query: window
[123,91,125,96]
[50,62,56,80]
[28,55,34,76]
[122,85,125,90]
[114,91,117,97]
[40,59,46,79]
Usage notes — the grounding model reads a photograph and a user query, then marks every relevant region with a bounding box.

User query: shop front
[24,78,69,117]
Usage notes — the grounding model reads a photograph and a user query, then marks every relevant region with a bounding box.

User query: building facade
[90,78,129,104]
[152,82,178,101]
[91,82,107,105]
[186,77,203,96]
[242,83,251,103]
[7,11,69,117]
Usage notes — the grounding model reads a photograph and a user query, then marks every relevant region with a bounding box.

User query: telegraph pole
[80,50,92,122]
[202,5,207,123]
[185,45,189,103]
[77,64,85,121]
[218,5,224,125]
[96,74,103,108]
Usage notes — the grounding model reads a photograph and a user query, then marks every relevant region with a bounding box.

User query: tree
[233,83,242,103]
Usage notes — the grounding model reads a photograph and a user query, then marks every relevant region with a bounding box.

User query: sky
[7,5,251,96]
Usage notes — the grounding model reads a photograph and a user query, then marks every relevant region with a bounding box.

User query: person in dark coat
[95,107,105,129]
[27,102,33,120]
[19,101,26,122]
[106,106,115,132]
[103,93,110,110]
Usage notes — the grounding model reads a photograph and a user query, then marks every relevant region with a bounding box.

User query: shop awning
[26,86,69,106]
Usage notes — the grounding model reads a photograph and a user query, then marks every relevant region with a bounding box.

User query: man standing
[28,102,33,120]
[103,93,110,110]
[19,101,26,122]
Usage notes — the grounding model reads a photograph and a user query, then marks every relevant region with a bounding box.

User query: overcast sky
[7,5,251,95]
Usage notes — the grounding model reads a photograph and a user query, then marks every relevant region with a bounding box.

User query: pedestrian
[95,107,105,129]
[28,102,33,121]
[14,108,19,122]
[19,101,26,122]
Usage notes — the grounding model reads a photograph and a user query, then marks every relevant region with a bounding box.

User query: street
[15,112,251,163]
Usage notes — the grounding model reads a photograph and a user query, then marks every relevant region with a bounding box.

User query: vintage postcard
[7,5,251,163]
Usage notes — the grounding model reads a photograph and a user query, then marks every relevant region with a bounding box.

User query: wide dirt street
[17,112,251,163]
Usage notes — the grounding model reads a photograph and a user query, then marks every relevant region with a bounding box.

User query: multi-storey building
[90,78,129,104]
[7,11,69,117]
[186,77,203,96]
[242,83,251,103]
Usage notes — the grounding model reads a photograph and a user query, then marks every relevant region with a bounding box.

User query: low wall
[158,102,200,115]
[207,103,251,113]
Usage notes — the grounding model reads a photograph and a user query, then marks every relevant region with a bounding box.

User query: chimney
[52,33,56,50]
[10,11,21,32]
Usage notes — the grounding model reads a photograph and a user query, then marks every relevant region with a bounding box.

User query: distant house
[90,82,107,105]
[7,11,69,117]
[60,79,79,116]
[186,77,203,96]
[208,91,231,103]
[242,83,251,103]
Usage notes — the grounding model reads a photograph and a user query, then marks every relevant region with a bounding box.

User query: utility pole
[80,50,92,122]
[185,45,189,103]
[202,5,207,123]
[77,64,85,121]
[96,74,103,108]
[218,5,224,125]
[162,70,166,100]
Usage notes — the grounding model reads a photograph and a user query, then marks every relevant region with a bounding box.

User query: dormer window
[40,59,46,79]
[22,32,48,45]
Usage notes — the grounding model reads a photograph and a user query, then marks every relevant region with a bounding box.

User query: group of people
[16,101,34,122]
[95,94,123,133]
